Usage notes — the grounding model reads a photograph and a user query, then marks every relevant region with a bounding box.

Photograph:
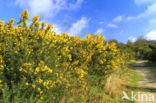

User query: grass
[95,65,143,103]
[128,60,156,93]
[127,60,144,87]
[117,60,156,103]
[85,65,137,103]
[150,66,156,78]
[128,71,144,87]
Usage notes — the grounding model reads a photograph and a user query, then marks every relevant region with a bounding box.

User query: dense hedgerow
[0,10,129,102]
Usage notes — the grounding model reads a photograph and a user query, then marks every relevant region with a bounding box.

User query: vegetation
[0,10,133,103]
[128,70,144,87]
[150,67,156,78]
[0,9,155,103]
[111,37,156,63]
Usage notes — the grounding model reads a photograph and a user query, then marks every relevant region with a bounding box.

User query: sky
[0,0,156,43]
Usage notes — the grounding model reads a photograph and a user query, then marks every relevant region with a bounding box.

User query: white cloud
[128,2,156,20]
[149,18,156,24]
[134,0,154,5]
[106,23,118,28]
[15,0,84,17]
[128,36,137,42]
[53,24,63,34]
[128,30,156,42]
[127,16,134,21]
[96,28,104,34]
[113,16,123,22]
[137,2,156,18]
[68,17,89,35]
[145,29,156,40]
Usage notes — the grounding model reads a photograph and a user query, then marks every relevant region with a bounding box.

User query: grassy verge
[86,65,141,103]
[150,66,156,78]
[128,71,144,87]
[127,60,144,87]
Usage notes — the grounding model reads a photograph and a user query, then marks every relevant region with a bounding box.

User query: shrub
[0,10,128,102]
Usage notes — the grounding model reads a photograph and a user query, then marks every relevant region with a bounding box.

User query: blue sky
[0,0,156,43]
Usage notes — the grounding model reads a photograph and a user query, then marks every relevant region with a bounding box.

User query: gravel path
[134,60,156,103]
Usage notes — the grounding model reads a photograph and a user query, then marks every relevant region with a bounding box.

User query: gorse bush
[0,10,128,103]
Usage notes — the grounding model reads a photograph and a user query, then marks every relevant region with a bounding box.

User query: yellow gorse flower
[25,82,29,86]
[20,9,29,19]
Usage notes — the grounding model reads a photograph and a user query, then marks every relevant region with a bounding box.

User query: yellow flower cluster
[0,55,4,69]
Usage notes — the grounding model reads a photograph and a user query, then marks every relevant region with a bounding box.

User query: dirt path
[134,60,156,103]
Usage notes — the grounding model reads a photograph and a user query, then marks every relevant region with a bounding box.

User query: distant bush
[148,43,156,63]
[125,37,156,63]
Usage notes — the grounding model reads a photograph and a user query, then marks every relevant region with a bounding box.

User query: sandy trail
[134,60,156,103]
